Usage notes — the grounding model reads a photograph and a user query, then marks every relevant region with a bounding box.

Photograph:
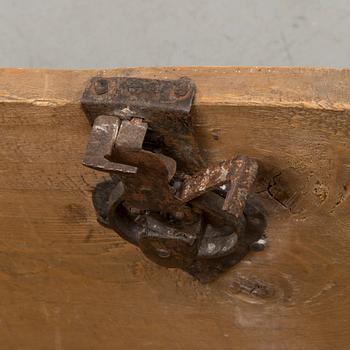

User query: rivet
[250,238,267,251]
[94,79,108,95]
[156,249,171,258]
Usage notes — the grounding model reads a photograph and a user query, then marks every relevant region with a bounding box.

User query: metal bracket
[81,76,266,282]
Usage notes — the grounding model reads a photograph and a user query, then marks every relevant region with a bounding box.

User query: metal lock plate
[81,76,266,282]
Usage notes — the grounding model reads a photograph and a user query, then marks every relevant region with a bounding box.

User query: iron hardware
[81,76,266,282]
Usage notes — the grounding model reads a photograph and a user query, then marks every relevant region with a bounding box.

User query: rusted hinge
[81,76,266,282]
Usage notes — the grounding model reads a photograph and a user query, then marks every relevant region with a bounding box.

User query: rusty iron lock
[81,76,267,282]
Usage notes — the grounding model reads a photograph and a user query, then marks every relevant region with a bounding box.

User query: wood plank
[0,67,349,349]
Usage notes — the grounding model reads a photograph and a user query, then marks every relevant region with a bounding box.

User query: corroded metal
[82,76,204,173]
[83,115,136,174]
[82,76,266,282]
[223,155,259,218]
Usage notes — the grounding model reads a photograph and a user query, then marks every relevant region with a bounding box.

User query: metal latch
[81,76,266,282]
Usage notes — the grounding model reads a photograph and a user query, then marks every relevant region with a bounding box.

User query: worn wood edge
[1,66,350,111]
[1,66,350,216]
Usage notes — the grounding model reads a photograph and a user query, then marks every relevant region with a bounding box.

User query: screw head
[174,78,189,98]
[156,248,171,258]
[250,238,267,251]
[94,79,108,95]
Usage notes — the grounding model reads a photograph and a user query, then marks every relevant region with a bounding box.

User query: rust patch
[81,76,267,282]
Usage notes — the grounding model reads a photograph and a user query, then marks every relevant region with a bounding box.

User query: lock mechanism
[81,76,266,282]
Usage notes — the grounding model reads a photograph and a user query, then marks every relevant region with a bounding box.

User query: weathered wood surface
[0,67,350,349]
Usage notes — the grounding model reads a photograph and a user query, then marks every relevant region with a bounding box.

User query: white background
[0,0,349,68]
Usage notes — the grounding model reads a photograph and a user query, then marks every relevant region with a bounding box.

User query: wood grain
[0,67,350,349]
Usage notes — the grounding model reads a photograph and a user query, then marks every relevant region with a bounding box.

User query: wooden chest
[1,67,349,349]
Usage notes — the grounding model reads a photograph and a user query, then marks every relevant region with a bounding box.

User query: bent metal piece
[82,76,266,282]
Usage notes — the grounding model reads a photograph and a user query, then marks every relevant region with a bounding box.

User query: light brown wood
[0,67,350,350]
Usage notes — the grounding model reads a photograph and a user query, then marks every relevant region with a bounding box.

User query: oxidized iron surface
[82,76,204,173]
[82,76,266,282]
